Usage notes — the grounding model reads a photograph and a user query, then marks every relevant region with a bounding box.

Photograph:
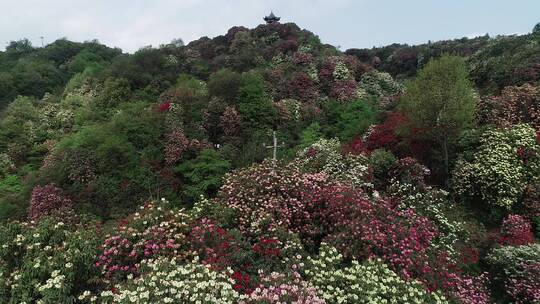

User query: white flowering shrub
[94,257,241,304]
[304,244,448,304]
[391,184,467,260]
[453,124,540,209]
[357,70,403,100]
[0,218,101,304]
[332,61,352,81]
[296,138,373,190]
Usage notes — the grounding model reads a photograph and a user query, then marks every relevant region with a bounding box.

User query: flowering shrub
[92,257,241,303]
[330,79,358,102]
[0,218,101,304]
[332,61,352,81]
[295,138,373,190]
[357,70,403,100]
[216,160,330,239]
[499,215,535,246]
[27,183,72,222]
[96,200,192,282]
[288,72,318,103]
[163,127,190,165]
[241,272,324,304]
[388,157,430,191]
[453,124,539,209]
[487,244,540,303]
[451,273,491,304]
[220,106,242,139]
[364,112,408,153]
[304,244,448,303]
[188,218,244,270]
[477,83,540,129]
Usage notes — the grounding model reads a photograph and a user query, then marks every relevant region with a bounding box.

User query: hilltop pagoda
[264,11,280,24]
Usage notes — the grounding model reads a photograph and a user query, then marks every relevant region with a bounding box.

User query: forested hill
[0,20,540,303]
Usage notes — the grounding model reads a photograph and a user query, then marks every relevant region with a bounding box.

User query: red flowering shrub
[364,112,408,152]
[158,101,171,112]
[188,218,286,294]
[188,218,243,269]
[341,136,368,155]
[499,215,535,246]
[27,183,72,222]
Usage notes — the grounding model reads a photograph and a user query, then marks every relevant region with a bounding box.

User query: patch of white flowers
[95,257,242,304]
[304,244,448,304]
[297,138,373,190]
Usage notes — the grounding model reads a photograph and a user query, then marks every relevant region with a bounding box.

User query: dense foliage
[0,19,539,304]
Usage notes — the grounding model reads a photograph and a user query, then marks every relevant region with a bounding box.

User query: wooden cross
[264,130,284,163]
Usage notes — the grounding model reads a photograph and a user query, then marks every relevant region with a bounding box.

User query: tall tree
[399,55,476,184]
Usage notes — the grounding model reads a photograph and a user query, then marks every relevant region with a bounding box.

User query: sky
[1,0,539,53]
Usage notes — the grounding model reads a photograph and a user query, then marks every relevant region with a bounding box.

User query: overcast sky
[2,0,539,53]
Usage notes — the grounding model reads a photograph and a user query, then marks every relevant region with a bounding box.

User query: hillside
[0,20,540,303]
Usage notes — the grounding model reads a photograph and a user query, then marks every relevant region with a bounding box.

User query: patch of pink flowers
[27,183,72,222]
[499,215,535,246]
[505,262,540,304]
[240,272,325,304]
[452,273,491,304]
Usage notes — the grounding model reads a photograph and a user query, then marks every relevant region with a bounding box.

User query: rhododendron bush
[453,124,540,210]
[0,218,101,303]
[96,200,192,282]
[303,244,448,303]
[487,244,540,303]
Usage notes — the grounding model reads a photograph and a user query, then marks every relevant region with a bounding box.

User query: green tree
[236,73,276,130]
[175,149,231,203]
[399,55,476,183]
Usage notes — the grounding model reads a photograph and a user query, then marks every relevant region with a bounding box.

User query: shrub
[295,138,373,190]
[28,183,72,222]
[93,257,241,303]
[304,244,448,304]
[241,272,324,304]
[0,218,101,304]
[453,124,539,210]
[487,244,540,303]
[175,149,231,203]
[499,215,535,246]
[216,160,330,240]
[477,84,540,129]
[96,200,191,283]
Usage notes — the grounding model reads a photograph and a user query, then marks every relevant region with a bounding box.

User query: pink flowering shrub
[499,215,535,246]
[330,79,358,102]
[505,262,540,304]
[28,183,72,222]
[216,161,330,241]
[164,127,190,165]
[240,272,324,304]
[96,201,191,282]
[288,72,318,103]
[487,244,540,304]
[451,273,491,304]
